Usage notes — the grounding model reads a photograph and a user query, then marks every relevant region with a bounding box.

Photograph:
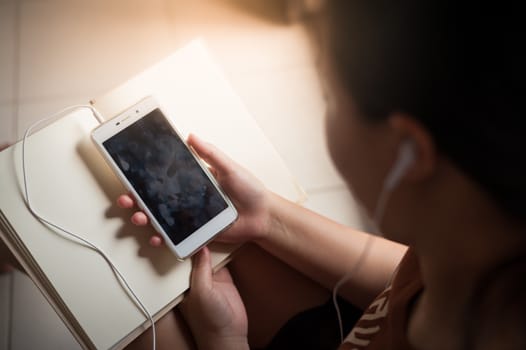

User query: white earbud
[372,139,416,227]
[383,140,416,192]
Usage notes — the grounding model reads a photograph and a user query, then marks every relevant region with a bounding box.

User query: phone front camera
[116,122,120,126]
[136,110,139,113]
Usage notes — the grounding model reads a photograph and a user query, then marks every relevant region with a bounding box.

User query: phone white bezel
[91,96,238,259]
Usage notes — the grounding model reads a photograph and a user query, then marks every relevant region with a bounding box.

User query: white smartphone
[91,96,238,259]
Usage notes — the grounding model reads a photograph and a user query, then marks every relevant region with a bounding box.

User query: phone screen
[102,108,228,245]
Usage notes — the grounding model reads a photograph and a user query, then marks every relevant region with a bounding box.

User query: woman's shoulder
[341,248,422,350]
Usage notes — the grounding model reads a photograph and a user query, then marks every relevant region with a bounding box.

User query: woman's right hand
[117,134,273,246]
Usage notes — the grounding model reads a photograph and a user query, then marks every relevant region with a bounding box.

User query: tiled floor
[0,0,367,349]
[0,0,16,107]
[9,271,79,350]
[0,273,11,350]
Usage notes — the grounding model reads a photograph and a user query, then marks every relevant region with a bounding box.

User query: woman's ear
[388,114,437,182]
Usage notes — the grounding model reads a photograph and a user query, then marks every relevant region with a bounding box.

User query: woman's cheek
[325,112,385,216]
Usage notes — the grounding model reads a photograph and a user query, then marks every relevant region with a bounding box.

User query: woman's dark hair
[325,0,525,222]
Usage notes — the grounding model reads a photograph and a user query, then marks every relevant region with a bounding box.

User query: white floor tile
[303,186,374,232]
[0,273,12,350]
[10,270,80,350]
[0,104,14,144]
[164,0,314,75]
[207,24,313,76]
[17,0,314,103]
[18,0,177,101]
[0,0,16,104]
[229,65,345,191]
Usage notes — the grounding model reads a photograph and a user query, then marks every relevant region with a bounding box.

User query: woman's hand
[117,136,261,348]
[117,134,272,246]
[180,247,248,350]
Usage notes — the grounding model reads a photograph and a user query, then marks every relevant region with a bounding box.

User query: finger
[190,247,213,291]
[131,211,149,226]
[117,194,135,209]
[187,134,234,177]
[149,235,164,247]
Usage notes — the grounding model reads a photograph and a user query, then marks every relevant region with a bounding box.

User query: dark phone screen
[103,109,228,245]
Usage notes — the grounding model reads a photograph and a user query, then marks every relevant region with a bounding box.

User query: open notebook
[0,40,305,349]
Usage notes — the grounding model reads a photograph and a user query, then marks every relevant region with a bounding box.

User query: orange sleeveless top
[340,249,422,350]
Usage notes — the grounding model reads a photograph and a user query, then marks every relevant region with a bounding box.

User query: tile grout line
[8,1,21,348]
[11,0,21,141]
[7,272,14,350]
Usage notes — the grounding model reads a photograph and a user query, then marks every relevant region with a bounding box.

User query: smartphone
[91,97,238,259]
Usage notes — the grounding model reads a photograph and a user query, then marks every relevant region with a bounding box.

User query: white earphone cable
[332,168,399,343]
[332,141,416,343]
[332,233,375,344]
[331,190,392,344]
[21,105,156,350]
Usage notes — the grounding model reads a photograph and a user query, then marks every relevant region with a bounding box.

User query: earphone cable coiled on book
[21,105,156,350]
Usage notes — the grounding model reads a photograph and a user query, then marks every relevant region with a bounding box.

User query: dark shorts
[262,296,362,350]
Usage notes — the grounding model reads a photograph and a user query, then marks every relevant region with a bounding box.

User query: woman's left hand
[180,247,249,350]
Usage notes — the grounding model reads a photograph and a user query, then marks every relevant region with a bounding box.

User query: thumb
[187,134,233,177]
[190,247,213,292]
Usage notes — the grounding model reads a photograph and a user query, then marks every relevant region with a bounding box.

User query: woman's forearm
[256,193,407,309]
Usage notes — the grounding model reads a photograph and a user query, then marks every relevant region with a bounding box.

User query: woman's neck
[406,167,526,350]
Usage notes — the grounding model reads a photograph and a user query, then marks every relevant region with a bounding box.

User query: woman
[125,1,526,349]
[5,0,525,349]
